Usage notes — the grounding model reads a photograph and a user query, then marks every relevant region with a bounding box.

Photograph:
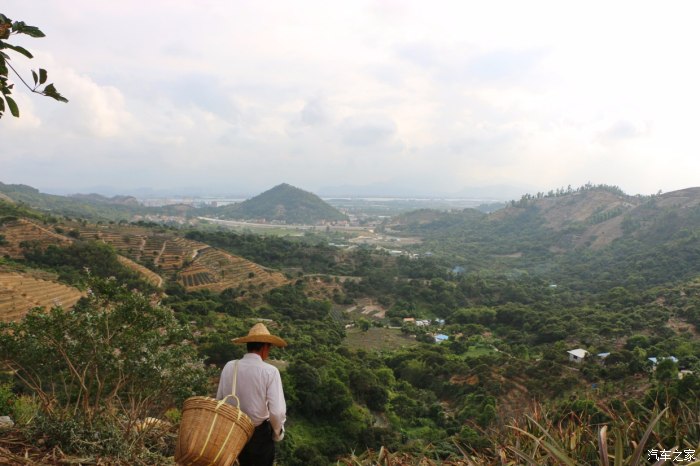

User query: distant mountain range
[4,179,700,295]
[214,183,348,224]
[0,181,350,225]
[0,181,147,220]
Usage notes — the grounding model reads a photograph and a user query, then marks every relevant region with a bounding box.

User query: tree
[0,276,210,456]
[0,14,67,118]
[358,317,371,332]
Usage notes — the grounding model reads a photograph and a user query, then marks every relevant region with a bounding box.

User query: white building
[567,348,589,363]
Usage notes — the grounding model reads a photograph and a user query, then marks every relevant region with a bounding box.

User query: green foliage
[185,228,344,273]
[0,182,154,221]
[4,186,700,463]
[655,358,679,382]
[21,239,153,290]
[214,183,347,224]
[0,14,67,119]
[0,382,13,415]
[0,276,210,458]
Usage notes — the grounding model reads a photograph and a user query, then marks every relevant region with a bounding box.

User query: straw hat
[233,323,287,348]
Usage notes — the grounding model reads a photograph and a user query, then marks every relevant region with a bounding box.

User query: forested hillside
[0,187,699,465]
[0,182,146,220]
[214,183,348,224]
[389,185,700,293]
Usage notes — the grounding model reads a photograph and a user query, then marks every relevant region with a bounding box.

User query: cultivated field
[343,327,420,351]
[178,247,288,293]
[0,219,72,259]
[0,271,84,322]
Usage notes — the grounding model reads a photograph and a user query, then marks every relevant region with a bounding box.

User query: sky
[1,1,699,198]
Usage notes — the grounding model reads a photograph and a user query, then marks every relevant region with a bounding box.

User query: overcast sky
[1,1,699,198]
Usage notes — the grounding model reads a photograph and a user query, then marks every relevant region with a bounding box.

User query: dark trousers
[236,420,274,466]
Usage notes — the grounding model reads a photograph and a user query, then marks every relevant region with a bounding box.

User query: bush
[0,276,211,458]
[0,382,13,416]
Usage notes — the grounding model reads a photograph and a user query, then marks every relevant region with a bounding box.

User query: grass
[462,345,496,358]
[343,327,421,351]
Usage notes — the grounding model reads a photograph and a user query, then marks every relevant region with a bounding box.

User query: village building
[648,356,679,366]
[567,348,589,363]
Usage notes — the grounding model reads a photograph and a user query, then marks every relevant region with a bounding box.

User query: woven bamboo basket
[175,395,254,466]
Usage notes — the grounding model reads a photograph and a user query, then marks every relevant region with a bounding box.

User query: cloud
[46,65,135,139]
[339,115,397,147]
[466,49,547,83]
[3,0,700,197]
[300,97,330,126]
[598,120,652,144]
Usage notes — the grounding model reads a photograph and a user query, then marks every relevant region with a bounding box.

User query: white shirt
[216,353,286,441]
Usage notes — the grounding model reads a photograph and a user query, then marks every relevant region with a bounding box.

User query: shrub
[0,276,211,458]
[0,382,13,416]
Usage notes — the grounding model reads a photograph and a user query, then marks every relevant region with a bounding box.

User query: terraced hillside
[156,236,208,271]
[179,247,287,293]
[2,218,285,297]
[73,225,208,273]
[0,272,84,322]
[0,219,72,259]
[116,256,163,288]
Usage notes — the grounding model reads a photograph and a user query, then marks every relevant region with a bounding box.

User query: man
[216,322,287,466]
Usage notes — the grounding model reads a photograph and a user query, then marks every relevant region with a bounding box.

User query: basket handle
[215,360,244,421]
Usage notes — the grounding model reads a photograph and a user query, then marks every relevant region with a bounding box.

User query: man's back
[216,352,286,438]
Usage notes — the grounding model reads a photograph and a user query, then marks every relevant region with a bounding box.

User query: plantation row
[0,271,83,322]
[2,219,284,295]
[71,224,207,271]
[116,256,163,288]
[180,270,217,288]
[0,219,71,259]
[179,247,287,293]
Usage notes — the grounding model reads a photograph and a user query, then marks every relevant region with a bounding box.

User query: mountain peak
[217,184,347,224]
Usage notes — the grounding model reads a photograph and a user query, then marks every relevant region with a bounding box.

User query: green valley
[0,184,699,465]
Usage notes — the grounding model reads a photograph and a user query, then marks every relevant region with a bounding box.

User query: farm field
[0,219,72,259]
[343,326,420,351]
[0,271,84,322]
[179,247,287,293]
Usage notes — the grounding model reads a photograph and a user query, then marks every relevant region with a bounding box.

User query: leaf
[630,408,668,466]
[5,95,19,117]
[39,68,47,85]
[3,43,33,59]
[12,21,45,38]
[0,96,5,114]
[506,444,541,466]
[42,83,68,103]
[598,425,609,466]
[0,24,10,40]
[32,70,38,86]
[613,428,623,466]
[523,417,578,466]
[510,425,577,466]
